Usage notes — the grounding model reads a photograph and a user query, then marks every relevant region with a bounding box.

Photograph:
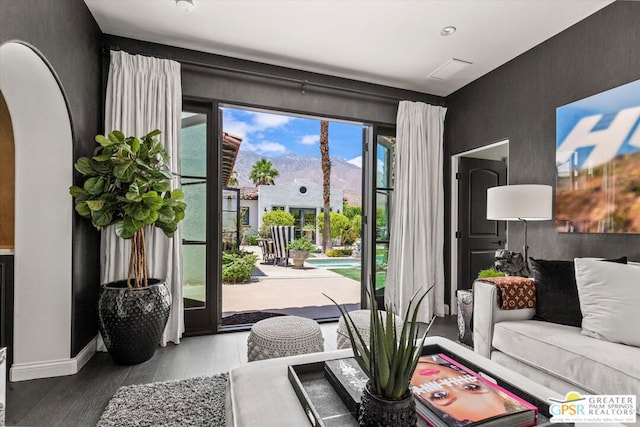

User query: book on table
[411,353,537,427]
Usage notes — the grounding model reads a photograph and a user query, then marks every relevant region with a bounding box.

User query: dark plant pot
[359,381,416,427]
[98,279,171,365]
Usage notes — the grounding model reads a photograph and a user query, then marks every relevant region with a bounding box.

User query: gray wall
[445,2,640,295]
[0,0,102,356]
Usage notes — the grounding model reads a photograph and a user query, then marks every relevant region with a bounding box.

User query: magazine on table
[410,354,537,427]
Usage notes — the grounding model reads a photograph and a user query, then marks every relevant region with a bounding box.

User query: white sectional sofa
[473,260,640,415]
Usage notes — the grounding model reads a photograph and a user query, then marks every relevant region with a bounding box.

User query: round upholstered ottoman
[336,309,404,349]
[247,316,324,362]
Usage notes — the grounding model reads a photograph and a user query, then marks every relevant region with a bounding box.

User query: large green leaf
[158,207,176,223]
[152,182,170,192]
[146,129,161,138]
[93,152,112,162]
[170,189,184,200]
[75,202,91,217]
[125,192,142,202]
[130,205,151,221]
[142,191,163,210]
[96,134,115,147]
[111,130,125,141]
[91,209,113,227]
[74,157,95,176]
[143,210,159,225]
[84,177,105,195]
[86,199,105,211]
[69,185,86,198]
[113,160,136,182]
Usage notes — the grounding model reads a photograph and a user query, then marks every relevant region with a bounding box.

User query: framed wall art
[556,79,640,233]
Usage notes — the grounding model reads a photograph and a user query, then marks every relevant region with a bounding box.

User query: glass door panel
[181,112,208,311]
[374,130,395,295]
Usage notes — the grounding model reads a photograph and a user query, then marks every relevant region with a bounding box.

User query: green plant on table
[326,281,433,400]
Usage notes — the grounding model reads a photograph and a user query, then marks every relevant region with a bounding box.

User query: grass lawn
[327,268,386,290]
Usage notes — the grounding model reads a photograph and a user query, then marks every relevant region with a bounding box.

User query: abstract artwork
[556,79,640,233]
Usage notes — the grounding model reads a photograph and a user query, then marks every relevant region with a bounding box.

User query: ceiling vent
[428,58,472,80]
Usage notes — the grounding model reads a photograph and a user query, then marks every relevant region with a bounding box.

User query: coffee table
[227,336,567,426]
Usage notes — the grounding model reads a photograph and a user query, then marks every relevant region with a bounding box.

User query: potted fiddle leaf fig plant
[69,129,186,365]
[327,281,433,427]
[287,237,315,269]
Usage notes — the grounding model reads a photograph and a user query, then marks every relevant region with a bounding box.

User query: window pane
[376,190,391,241]
[377,136,395,188]
[183,244,205,309]
[181,179,206,242]
[180,114,207,177]
[375,243,389,291]
[240,207,250,226]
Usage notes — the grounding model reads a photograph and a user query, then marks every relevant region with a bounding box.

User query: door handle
[491,240,503,245]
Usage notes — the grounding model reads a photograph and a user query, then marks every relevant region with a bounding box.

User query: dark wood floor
[6,316,459,426]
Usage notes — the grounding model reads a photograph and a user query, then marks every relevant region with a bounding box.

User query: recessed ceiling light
[176,0,195,12]
[440,26,457,36]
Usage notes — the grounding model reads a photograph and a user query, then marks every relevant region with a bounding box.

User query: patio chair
[257,238,275,264]
[270,226,296,266]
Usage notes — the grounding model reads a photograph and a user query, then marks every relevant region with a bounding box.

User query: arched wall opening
[0,91,15,248]
[0,41,73,381]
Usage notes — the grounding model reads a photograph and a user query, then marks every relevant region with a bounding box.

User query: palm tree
[320,121,332,253]
[249,158,279,186]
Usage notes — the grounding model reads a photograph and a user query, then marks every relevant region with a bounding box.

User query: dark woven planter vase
[359,381,416,427]
[98,279,171,365]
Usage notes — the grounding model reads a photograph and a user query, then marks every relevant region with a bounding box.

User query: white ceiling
[84,0,613,97]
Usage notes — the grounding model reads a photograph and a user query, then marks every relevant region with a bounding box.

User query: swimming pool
[306,258,361,269]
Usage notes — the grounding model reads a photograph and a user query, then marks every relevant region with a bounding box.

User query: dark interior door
[457,157,507,290]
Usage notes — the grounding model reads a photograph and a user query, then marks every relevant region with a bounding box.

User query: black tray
[288,343,552,427]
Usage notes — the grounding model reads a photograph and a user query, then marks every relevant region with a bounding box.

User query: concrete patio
[222,246,361,314]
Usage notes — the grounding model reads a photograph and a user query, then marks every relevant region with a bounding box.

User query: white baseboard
[10,336,97,382]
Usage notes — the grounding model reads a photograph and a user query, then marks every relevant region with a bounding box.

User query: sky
[221,106,364,163]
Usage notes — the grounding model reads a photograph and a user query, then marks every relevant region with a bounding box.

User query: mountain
[234,151,363,205]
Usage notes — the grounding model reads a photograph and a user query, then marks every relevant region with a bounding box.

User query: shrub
[325,248,353,257]
[317,212,350,240]
[222,251,258,284]
[477,267,505,279]
[245,234,259,246]
[259,210,295,237]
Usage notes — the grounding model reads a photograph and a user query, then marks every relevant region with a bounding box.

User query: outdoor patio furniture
[336,309,404,349]
[247,316,324,361]
[257,238,275,264]
[270,225,295,266]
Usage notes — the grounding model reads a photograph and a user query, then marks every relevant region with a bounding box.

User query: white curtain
[385,101,447,323]
[101,50,184,346]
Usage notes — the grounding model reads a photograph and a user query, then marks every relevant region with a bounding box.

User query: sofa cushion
[492,320,640,401]
[529,257,626,327]
[574,258,640,346]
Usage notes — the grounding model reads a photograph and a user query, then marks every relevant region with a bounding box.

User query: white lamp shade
[487,185,553,221]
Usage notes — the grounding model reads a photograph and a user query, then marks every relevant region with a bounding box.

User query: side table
[456,290,473,346]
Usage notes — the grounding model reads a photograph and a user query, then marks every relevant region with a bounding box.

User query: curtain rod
[104,46,416,103]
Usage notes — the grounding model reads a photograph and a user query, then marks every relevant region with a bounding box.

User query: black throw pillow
[529,257,627,327]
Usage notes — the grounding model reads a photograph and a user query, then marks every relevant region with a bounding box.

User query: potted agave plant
[69,129,186,365]
[287,237,315,268]
[328,281,432,427]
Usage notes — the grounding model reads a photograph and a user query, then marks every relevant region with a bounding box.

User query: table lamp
[486,184,553,271]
